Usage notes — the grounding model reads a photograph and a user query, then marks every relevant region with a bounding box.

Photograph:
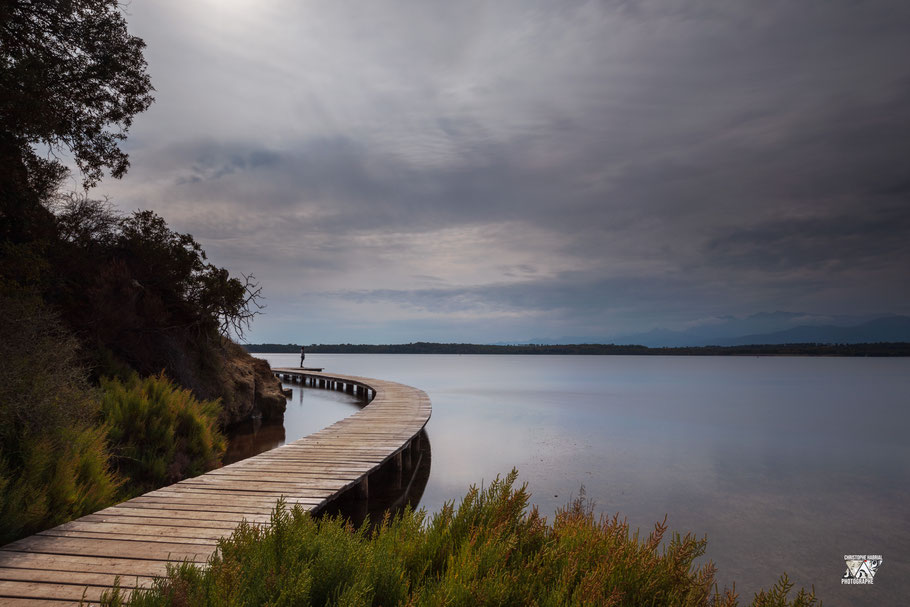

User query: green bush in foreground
[109,470,818,607]
[101,373,226,496]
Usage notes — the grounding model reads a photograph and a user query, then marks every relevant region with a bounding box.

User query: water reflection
[318,429,432,527]
[225,381,363,464]
[223,417,285,465]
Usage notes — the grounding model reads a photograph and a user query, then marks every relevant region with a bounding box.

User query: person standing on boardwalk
[300,345,305,368]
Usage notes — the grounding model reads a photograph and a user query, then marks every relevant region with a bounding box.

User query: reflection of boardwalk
[0,370,431,605]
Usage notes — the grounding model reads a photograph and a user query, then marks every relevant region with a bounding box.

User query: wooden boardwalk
[0,370,431,606]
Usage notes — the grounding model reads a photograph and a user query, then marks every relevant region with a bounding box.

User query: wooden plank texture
[0,370,430,605]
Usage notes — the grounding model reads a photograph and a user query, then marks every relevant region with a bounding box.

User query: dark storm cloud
[705,204,910,273]
[95,0,910,342]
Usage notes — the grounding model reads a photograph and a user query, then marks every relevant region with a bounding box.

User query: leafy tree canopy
[53,196,263,341]
[0,0,154,187]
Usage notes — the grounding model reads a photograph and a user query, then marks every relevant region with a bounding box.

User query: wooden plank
[114,501,313,516]
[135,488,316,502]
[142,486,331,500]
[139,487,325,500]
[0,552,170,577]
[175,478,350,492]
[38,527,224,544]
[97,505,274,522]
[214,467,360,476]
[0,599,83,606]
[80,512,257,529]
[0,567,156,588]
[117,499,285,513]
[208,467,372,478]
[2,536,211,563]
[0,580,115,602]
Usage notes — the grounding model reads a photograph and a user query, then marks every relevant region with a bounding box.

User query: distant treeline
[243,341,910,356]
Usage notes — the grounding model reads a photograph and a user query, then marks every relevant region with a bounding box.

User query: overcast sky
[92,0,910,343]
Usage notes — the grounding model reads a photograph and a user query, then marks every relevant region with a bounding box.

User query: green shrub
[0,425,120,544]
[114,471,818,607]
[0,293,121,544]
[101,373,226,495]
[0,294,228,543]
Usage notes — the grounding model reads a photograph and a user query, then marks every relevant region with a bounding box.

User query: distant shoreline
[243,342,910,357]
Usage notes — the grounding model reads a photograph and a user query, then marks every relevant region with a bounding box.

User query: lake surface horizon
[252,353,909,606]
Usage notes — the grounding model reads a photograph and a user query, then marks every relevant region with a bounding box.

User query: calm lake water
[243,353,909,606]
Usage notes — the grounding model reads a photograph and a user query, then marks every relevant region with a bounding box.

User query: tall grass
[113,470,818,607]
[101,373,226,495]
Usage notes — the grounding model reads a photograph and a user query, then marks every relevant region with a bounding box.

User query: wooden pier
[0,370,431,605]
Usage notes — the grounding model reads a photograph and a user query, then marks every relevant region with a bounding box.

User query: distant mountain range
[710,316,910,346]
[526,313,910,347]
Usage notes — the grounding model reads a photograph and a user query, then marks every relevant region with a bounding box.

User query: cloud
[705,204,910,274]
[87,0,910,342]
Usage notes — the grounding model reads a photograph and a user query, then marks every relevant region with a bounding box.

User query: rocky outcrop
[215,340,287,426]
[251,354,287,421]
[77,305,286,428]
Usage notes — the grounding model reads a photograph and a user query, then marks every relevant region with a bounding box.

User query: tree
[52,197,263,342]
[0,0,154,189]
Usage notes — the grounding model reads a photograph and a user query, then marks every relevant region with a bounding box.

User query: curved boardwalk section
[0,370,431,606]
